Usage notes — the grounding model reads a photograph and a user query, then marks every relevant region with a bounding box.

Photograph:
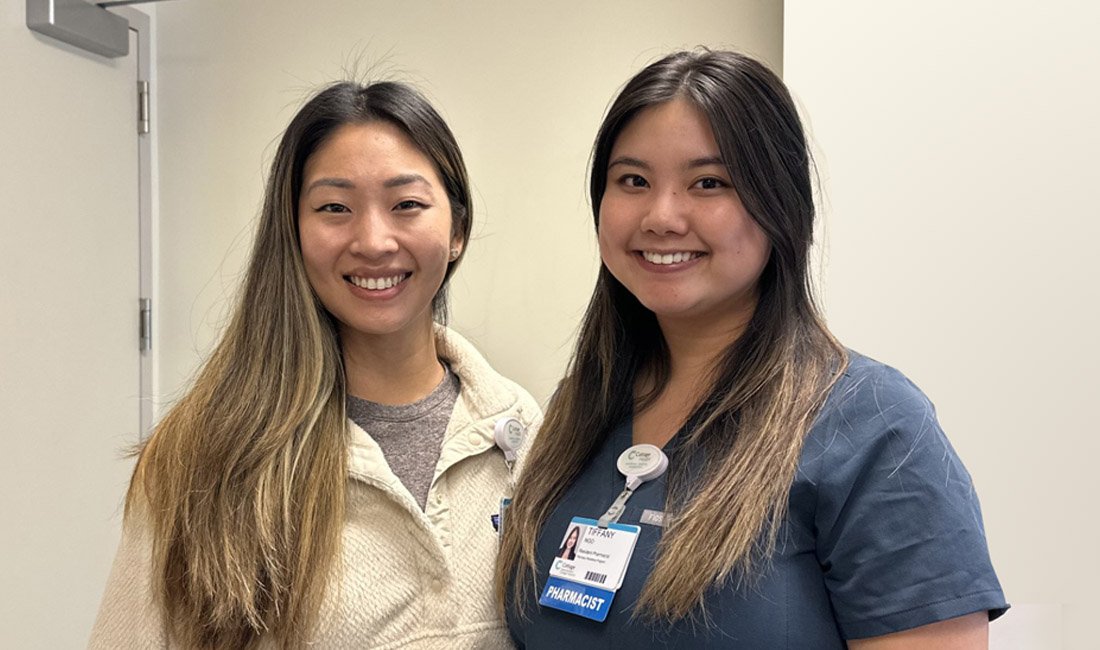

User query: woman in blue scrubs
[497,49,1007,648]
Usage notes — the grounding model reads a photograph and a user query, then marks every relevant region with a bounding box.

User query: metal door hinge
[139,298,152,352]
[137,80,150,134]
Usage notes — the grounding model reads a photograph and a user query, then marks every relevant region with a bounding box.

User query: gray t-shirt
[347,365,460,510]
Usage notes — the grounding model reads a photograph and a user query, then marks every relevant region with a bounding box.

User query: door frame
[110,5,156,438]
[27,1,158,437]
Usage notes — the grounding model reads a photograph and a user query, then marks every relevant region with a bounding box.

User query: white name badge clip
[493,417,526,474]
[598,443,668,528]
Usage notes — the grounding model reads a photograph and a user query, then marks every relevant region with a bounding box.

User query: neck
[657,310,753,384]
[341,319,443,405]
[631,312,753,447]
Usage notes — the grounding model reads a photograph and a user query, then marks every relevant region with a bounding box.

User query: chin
[635,296,697,319]
[338,308,438,340]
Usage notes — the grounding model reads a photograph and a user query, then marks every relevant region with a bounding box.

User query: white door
[0,7,143,647]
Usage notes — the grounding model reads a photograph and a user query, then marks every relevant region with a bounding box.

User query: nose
[348,210,399,258]
[639,188,689,236]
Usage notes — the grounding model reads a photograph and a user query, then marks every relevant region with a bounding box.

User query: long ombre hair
[130,81,472,648]
[497,49,847,623]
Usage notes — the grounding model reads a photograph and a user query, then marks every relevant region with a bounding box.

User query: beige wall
[7,0,1094,646]
[785,1,1099,647]
[153,0,783,407]
[1,4,156,646]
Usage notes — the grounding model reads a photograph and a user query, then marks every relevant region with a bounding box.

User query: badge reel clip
[493,417,526,476]
[491,418,525,535]
[597,444,669,528]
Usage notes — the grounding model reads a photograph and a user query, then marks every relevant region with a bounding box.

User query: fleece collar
[345,326,528,487]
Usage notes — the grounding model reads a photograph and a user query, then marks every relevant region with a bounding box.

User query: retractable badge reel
[598,444,669,528]
[492,417,526,537]
[493,417,526,475]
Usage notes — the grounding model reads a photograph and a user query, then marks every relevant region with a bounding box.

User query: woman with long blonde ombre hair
[498,49,1006,648]
[90,80,540,649]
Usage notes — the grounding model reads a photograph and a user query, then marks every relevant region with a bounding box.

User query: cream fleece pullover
[89,328,541,649]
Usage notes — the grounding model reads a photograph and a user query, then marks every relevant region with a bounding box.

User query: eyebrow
[305,177,356,192]
[608,156,649,170]
[304,173,435,193]
[687,156,725,169]
[607,155,726,170]
[382,173,433,189]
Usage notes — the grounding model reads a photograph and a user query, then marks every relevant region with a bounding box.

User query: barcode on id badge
[584,571,608,584]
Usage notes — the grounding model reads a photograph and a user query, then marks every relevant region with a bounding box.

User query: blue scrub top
[507,352,1007,648]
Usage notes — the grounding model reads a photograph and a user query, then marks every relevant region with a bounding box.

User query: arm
[848,612,988,649]
[87,510,168,649]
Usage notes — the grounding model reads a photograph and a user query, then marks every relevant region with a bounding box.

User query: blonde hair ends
[127,80,474,649]
[495,49,848,624]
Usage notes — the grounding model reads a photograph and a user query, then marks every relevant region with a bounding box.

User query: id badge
[538,517,640,622]
[493,497,512,541]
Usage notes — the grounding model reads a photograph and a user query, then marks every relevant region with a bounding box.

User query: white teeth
[349,274,407,290]
[642,251,698,265]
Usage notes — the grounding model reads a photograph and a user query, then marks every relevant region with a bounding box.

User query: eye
[617,174,649,189]
[394,199,428,212]
[317,203,350,213]
[694,177,728,190]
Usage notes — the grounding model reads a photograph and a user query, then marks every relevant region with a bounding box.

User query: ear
[448,235,465,262]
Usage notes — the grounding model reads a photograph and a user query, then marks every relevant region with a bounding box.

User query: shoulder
[90,499,167,647]
[820,350,935,427]
[792,352,1007,638]
[799,350,968,495]
[796,349,979,519]
[435,326,544,475]
[436,326,543,427]
[805,351,940,456]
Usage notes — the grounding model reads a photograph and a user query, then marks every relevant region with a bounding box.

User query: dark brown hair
[497,49,847,622]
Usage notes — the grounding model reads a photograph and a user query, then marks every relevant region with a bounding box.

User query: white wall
[5,0,1091,646]
[785,2,1099,648]
[152,0,782,407]
[0,3,156,646]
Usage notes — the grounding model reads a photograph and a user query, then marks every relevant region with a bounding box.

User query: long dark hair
[557,525,581,560]
[130,81,472,649]
[497,49,847,622]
